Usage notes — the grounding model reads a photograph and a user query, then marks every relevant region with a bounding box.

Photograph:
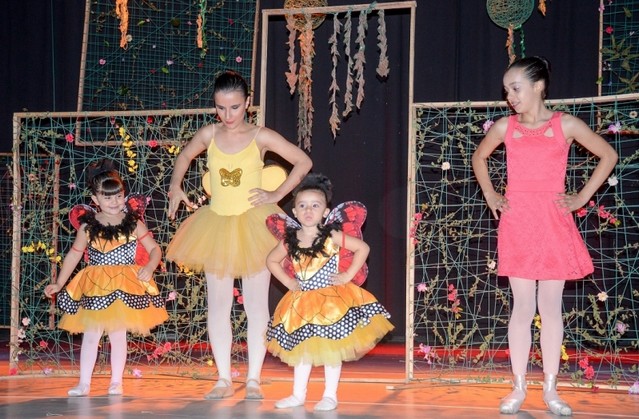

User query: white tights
[79,328,127,385]
[205,269,271,384]
[292,362,342,401]
[508,277,566,375]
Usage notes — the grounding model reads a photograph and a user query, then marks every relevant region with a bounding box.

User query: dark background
[2,0,599,339]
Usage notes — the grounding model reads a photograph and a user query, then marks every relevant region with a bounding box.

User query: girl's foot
[108,382,123,396]
[204,378,234,400]
[499,375,527,414]
[543,374,572,416]
[68,383,90,397]
[314,397,338,411]
[244,378,264,400]
[275,395,305,409]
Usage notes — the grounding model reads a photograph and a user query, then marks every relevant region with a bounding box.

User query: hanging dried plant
[297,17,316,150]
[342,11,354,118]
[328,14,342,138]
[196,0,208,56]
[376,10,390,78]
[115,0,129,49]
[353,10,369,109]
[285,15,299,95]
[507,24,516,64]
[538,0,547,16]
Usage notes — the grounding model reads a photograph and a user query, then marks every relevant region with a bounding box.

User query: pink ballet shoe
[275,395,305,409]
[204,378,234,400]
[68,383,90,397]
[244,378,264,400]
[314,397,338,411]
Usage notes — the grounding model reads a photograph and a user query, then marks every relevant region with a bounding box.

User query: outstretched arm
[136,220,162,282]
[44,227,88,298]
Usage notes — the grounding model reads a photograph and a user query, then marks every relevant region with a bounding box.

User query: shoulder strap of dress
[504,114,518,139]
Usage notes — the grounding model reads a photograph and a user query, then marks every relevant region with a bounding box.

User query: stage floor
[2,346,639,419]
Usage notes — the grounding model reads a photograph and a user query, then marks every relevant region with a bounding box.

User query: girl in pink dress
[472,56,617,416]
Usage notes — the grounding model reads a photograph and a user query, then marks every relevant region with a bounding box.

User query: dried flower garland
[284,4,393,148]
[115,0,129,49]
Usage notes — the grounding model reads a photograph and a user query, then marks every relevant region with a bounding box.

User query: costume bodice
[504,112,569,193]
[206,136,263,215]
[87,235,138,266]
[293,237,340,291]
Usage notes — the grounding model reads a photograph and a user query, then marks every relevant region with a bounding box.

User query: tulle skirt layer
[266,283,394,367]
[165,204,280,278]
[57,265,168,335]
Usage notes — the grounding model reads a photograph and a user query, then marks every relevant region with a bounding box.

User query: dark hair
[293,173,333,204]
[506,56,551,98]
[213,70,249,100]
[85,159,125,196]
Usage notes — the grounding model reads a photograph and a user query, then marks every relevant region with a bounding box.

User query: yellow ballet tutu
[57,265,168,335]
[266,283,394,367]
[165,203,280,278]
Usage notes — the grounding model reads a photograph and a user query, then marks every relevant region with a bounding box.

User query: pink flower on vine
[416,283,427,292]
[39,340,48,349]
[578,356,590,369]
[236,56,243,63]
[605,26,614,34]
[148,139,158,148]
[65,133,74,143]
[608,122,621,133]
[166,290,177,301]
[228,18,234,25]
[237,295,244,305]
[482,120,494,133]
[584,365,595,380]
[447,284,457,301]
[99,58,106,65]
[576,208,587,217]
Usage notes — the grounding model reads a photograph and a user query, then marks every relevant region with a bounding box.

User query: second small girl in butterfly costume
[265,173,394,411]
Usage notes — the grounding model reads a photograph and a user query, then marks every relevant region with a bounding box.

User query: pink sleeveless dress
[497,112,594,280]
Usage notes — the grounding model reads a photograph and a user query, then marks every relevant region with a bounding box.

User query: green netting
[601,1,639,95]
[80,0,257,111]
[12,109,260,377]
[410,95,639,388]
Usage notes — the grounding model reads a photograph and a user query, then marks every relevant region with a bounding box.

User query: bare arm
[471,117,508,219]
[252,128,312,205]
[331,231,370,285]
[136,220,162,282]
[167,124,215,219]
[558,114,618,211]
[266,241,299,291]
[44,227,88,298]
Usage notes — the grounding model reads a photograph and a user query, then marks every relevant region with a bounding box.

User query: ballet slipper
[499,374,527,414]
[275,395,305,409]
[314,397,338,411]
[244,378,264,400]
[543,374,572,416]
[68,383,90,397]
[108,382,123,396]
[204,378,234,400]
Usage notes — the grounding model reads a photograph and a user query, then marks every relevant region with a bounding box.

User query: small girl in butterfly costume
[44,159,168,397]
[265,173,394,412]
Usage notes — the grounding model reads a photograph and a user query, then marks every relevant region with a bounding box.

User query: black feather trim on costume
[285,221,342,259]
[78,205,141,242]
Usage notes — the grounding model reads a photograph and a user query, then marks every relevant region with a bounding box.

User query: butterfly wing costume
[57,195,168,335]
[265,201,394,367]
